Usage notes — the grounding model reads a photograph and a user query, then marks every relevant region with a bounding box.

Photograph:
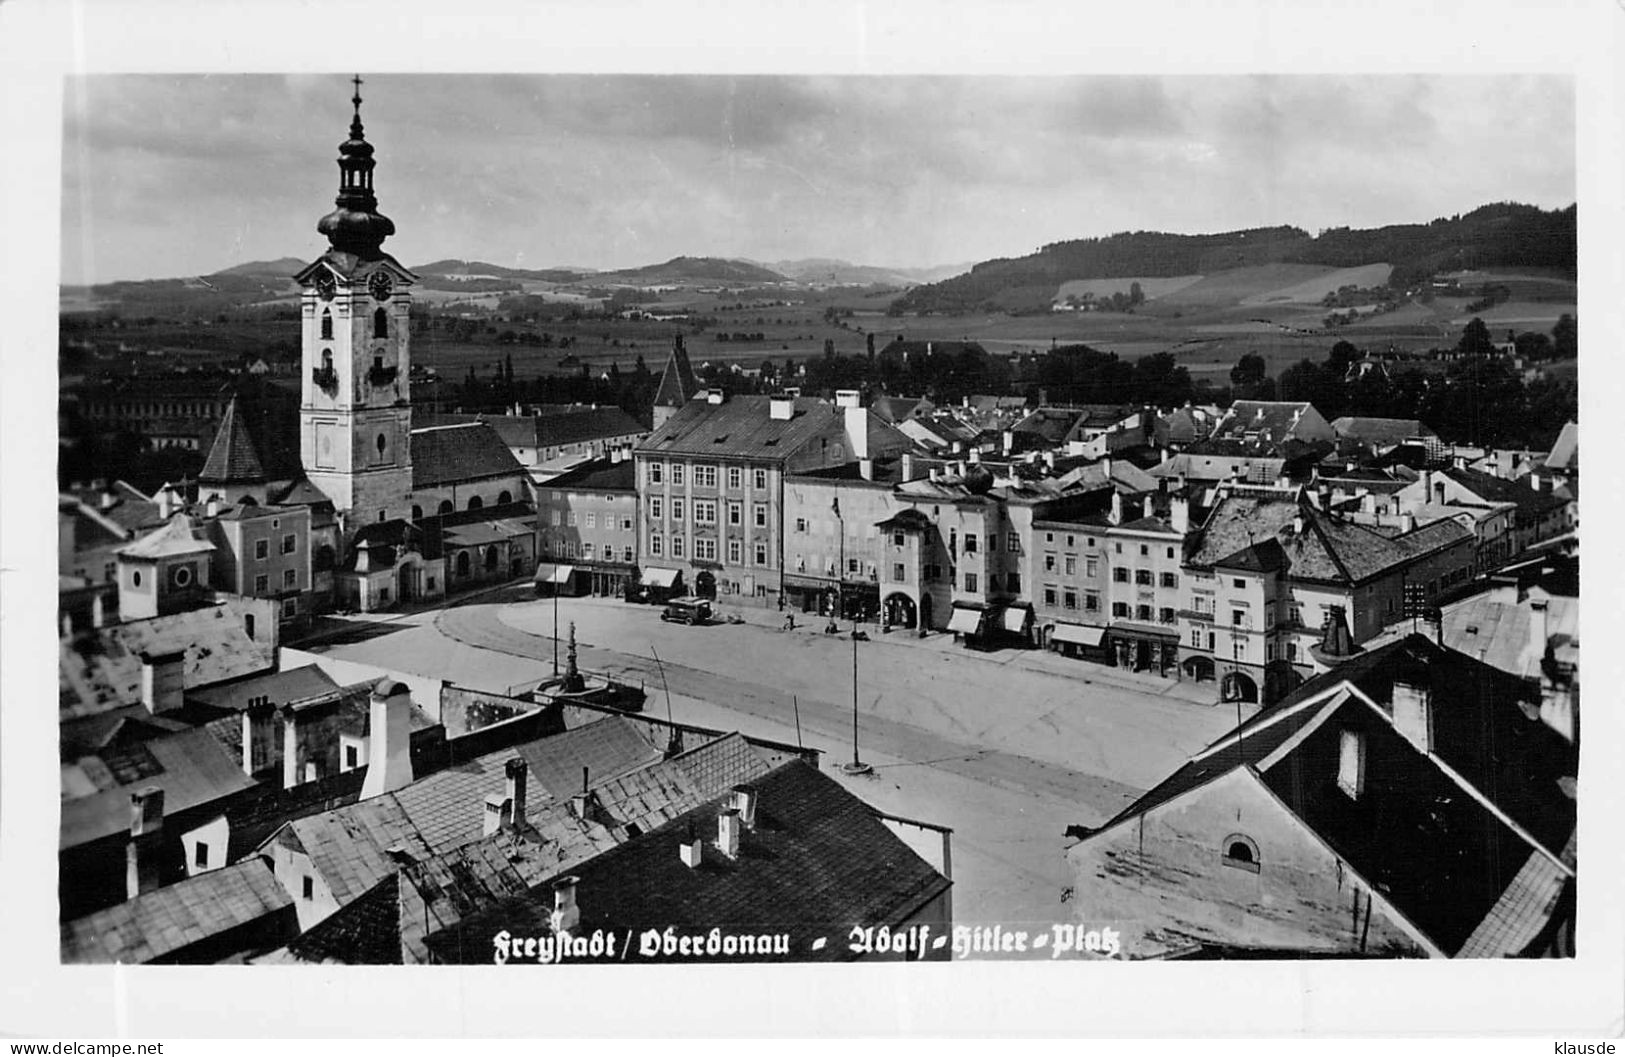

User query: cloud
[59,73,1575,285]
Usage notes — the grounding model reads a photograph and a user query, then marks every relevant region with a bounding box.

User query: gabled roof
[60,726,257,849]
[638,395,841,461]
[199,397,267,484]
[1544,421,1578,472]
[418,408,647,450]
[187,665,339,714]
[66,482,163,536]
[1212,401,1324,445]
[410,423,527,488]
[1441,467,1572,517]
[421,759,951,964]
[544,456,637,492]
[117,513,215,561]
[61,857,291,964]
[1331,416,1435,448]
[1091,635,1574,957]
[60,603,276,721]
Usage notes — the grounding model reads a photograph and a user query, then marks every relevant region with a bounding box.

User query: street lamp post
[841,618,872,776]
[552,571,560,676]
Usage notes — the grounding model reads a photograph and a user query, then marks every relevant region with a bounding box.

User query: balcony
[311,365,338,391]
[1178,608,1214,622]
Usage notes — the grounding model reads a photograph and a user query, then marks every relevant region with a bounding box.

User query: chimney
[732,785,758,829]
[1108,491,1123,526]
[846,404,869,461]
[281,708,302,790]
[901,452,915,481]
[1292,512,1306,536]
[569,765,592,819]
[100,488,118,511]
[1391,680,1434,755]
[968,449,980,464]
[156,488,175,519]
[717,807,742,859]
[1002,429,1014,454]
[1529,598,1550,661]
[859,458,874,481]
[1529,474,1542,492]
[1170,495,1190,535]
[360,679,415,799]
[550,875,581,935]
[205,494,221,518]
[482,791,511,836]
[706,389,725,405]
[240,706,273,777]
[506,757,528,831]
[139,650,184,715]
[770,395,794,421]
[126,786,165,899]
[679,823,704,868]
[835,389,861,409]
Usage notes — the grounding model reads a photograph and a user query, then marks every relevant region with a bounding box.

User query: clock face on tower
[368,270,394,302]
[315,273,336,301]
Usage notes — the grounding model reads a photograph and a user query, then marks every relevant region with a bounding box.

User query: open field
[1239,262,1393,306]
[1054,275,1205,303]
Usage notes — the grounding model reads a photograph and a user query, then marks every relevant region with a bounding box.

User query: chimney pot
[717,807,742,859]
[549,875,582,935]
[505,757,528,831]
[360,680,415,799]
[732,785,758,829]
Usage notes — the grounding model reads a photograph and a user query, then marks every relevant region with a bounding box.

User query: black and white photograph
[2,0,1621,1042]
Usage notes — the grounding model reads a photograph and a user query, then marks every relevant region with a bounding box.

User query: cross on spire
[351,74,364,114]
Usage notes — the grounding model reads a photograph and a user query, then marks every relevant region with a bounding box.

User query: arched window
[467,495,483,511]
[320,310,333,340]
[411,504,423,521]
[456,551,471,578]
[322,349,333,370]
[1221,833,1260,873]
[374,308,388,339]
[497,490,512,506]
[376,433,387,458]
[484,546,499,571]
[438,500,454,515]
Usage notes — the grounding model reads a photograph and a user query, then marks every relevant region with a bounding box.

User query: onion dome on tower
[316,75,396,260]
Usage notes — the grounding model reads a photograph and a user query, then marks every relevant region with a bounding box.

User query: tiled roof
[422,759,951,963]
[66,482,163,536]
[419,408,647,450]
[1544,421,1578,472]
[516,715,662,799]
[61,857,292,964]
[187,665,339,714]
[870,396,926,423]
[60,726,257,849]
[117,513,215,561]
[199,397,267,484]
[1212,401,1321,445]
[60,604,276,720]
[1331,417,1434,447]
[638,395,842,461]
[410,423,527,488]
[1153,452,1287,484]
[653,340,698,409]
[544,456,637,492]
[1442,467,1572,517]
[1093,635,1575,957]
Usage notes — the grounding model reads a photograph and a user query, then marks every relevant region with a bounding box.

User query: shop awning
[640,567,682,589]
[533,563,576,584]
[1002,605,1033,633]
[1050,623,1106,647]
[946,606,984,635]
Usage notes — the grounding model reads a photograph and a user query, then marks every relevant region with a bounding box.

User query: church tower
[296,77,416,536]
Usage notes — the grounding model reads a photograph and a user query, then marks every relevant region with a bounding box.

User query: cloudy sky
[60,73,1574,285]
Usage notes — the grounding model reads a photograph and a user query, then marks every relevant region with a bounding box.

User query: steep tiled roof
[1331,416,1434,448]
[422,759,952,963]
[537,407,647,447]
[60,726,257,849]
[410,423,526,488]
[1443,467,1571,517]
[638,395,843,461]
[1212,401,1322,445]
[1091,635,1574,957]
[544,456,637,492]
[61,857,292,964]
[1543,421,1578,472]
[199,397,268,484]
[60,604,276,720]
[66,482,163,536]
[653,340,697,409]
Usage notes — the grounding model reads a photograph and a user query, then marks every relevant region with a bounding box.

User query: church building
[175,78,537,615]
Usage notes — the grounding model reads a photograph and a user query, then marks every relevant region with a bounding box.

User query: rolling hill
[890,202,1576,316]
